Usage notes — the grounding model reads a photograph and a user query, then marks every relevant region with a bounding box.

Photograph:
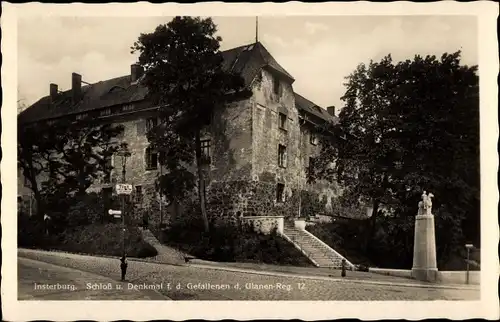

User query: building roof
[19,41,330,124]
[294,93,338,125]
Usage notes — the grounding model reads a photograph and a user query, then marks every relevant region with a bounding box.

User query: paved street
[18,257,168,300]
[18,249,479,301]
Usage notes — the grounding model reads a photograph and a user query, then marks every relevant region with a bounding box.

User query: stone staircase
[282,221,355,269]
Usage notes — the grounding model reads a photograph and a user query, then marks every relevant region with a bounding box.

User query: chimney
[131,63,144,83]
[327,106,336,116]
[72,72,82,104]
[50,83,58,102]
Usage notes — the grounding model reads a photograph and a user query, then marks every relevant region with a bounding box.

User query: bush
[162,215,313,266]
[66,193,107,227]
[18,215,158,258]
[18,213,61,249]
[307,220,376,267]
[57,223,158,258]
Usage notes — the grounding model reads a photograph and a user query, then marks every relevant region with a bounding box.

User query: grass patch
[18,214,157,258]
[306,222,376,268]
[161,216,313,267]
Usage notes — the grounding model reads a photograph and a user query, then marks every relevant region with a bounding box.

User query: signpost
[465,244,474,284]
[108,209,122,219]
[116,184,133,195]
[115,183,132,255]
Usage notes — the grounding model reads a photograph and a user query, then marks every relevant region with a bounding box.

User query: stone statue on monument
[412,190,438,282]
[418,191,434,216]
[424,192,434,215]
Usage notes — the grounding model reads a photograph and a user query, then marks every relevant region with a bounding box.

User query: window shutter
[137,120,146,136]
[284,149,288,168]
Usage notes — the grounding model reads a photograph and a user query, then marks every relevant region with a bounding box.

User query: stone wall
[242,215,284,235]
[248,68,344,219]
[206,98,254,182]
[206,180,301,223]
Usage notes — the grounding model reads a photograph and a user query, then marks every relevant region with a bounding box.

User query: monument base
[411,268,438,282]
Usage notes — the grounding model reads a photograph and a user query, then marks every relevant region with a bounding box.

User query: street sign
[108,209,122,215]
[116,184,133,195]
[465,244,474,249]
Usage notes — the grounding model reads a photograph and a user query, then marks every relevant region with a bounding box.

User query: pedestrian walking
[120,254,128,281]
[341,259,347,277]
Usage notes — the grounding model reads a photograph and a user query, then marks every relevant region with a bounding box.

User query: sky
[17,15,478,110]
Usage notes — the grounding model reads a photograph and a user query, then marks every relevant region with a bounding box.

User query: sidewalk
[19,257,170,300]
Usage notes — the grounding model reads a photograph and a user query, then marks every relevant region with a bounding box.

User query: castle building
[18,42,343,224]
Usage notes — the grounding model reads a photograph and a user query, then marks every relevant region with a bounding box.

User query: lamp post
[158,152,163,243]
[115,143,131,257]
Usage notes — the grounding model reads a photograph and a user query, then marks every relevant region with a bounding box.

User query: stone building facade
[18,42,342,224]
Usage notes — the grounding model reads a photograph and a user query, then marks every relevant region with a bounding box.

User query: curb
[187,263,480,291]
[18,248,187,267]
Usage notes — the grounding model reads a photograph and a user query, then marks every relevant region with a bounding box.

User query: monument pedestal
[411,214,438,282]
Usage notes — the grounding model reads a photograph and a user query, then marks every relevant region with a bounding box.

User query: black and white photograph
[2,1,498,321]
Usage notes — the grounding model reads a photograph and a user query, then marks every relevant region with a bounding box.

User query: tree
[46,117,124,198]
[18,116,124,219]
[18,122,50,219]
[132,16,248,232]
[318,51,479,264]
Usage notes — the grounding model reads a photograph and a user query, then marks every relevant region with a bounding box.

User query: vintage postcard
[2,1,499,321]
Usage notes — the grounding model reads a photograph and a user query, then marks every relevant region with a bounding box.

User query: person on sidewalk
[120,254,128,281]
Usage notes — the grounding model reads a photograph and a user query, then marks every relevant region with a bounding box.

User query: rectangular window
[278,144,287,168]
[279,113,287,130]
[135,185,143,204]
[145,147,158,170]
[137,120,145,136]
[308,157,316,183]
[200,139,211,164]
[310,132,318,145]
[158,150,165,166]
[76,113,88,120]
[276,183,285,203]
[273,75,281,95]
[100,108,112,116]
[146,117,158,133]
[122,104,134,112]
